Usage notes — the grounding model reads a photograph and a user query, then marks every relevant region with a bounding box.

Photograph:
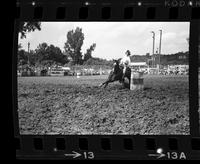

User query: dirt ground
[17,75,190,135]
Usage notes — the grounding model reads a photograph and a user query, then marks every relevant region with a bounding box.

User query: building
[130,62,148,73]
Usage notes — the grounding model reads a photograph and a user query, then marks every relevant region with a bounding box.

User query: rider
[120,50,131,81]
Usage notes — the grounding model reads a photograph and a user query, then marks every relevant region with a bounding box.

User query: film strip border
[14,0,200,160]
[15,135,200,159]
[15,0,200,20]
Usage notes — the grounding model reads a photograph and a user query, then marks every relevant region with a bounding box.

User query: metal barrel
[130,69,144,91]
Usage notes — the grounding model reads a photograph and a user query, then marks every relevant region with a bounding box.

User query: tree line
[18,22,113,69]
[18,22,190,70]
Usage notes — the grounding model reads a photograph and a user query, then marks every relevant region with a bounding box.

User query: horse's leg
[99,79,111,87]
[99,81,106,87]
[100,72,119,88]
[101,78,116,88]
[103,81,109,88]
[127,77,131,88]
[122,79,126,88]
[119,77,124,83]
[103,79,113,88]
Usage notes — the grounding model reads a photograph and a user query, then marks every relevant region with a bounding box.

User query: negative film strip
[13,0,200,160]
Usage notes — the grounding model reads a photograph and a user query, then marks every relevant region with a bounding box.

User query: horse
[99,59,131,88]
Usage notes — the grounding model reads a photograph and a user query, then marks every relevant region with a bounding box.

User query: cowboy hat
[125,50,131,56]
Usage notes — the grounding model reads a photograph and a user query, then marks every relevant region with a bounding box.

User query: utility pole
[28,42,30,66]
[159,30,162,71]
[151,31,155,68]
[156,48,159,73]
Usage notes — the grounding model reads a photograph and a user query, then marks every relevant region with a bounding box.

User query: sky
[18,22,190,60]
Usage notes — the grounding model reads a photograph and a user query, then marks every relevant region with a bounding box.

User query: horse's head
[112,58,122,73]
[113,58,121,66]
[112,59,118,66]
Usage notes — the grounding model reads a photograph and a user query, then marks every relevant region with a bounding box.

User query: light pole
[159,30,162,71]
[151,31,155,68]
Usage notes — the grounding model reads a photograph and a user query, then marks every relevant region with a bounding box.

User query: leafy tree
[40,60,56,68]
[64,61,74,67]
[18,22,41,65]
[17,44,25,66]
[146,53,150,59]
[34,43,67,66]
[18,43,22,50]
[46,44,68,64]
[28,50,36,66]
[19,22,41,39]
[83,43,96,61]
[64,27,84,65]
[18,49,28,66]
[34,42,48,64]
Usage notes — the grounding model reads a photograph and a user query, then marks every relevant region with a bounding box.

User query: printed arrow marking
[148,154,160,158]
[64,151,82,158]
[148,153,166,159]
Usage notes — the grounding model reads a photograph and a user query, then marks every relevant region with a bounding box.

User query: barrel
[130,70,144,91]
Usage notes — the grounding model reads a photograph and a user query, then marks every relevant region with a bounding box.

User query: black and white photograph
[17,22,190,135]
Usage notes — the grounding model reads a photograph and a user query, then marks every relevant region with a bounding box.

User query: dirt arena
[17,74,189,135]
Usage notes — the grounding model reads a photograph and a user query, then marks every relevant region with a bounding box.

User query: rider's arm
[120,58,124,65]
[127,57,131,65]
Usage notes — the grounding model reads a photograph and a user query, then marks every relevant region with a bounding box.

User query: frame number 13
[83,152,95,159]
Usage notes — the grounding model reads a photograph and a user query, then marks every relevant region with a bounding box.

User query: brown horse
[99,59,131,88]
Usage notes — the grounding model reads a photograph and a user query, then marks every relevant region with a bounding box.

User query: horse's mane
[113,60,122,74]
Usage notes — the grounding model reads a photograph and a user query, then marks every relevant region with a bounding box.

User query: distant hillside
[160,52,188,65]
[130,51,189,65]
[130,55,147,62]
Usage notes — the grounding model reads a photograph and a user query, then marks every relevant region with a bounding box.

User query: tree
[18,22,41,65]
[34,42,48,64]
[64,27,84,65]
[18,46,35,67]
[83,43,96,61]
[18,43,22,50]
[19,22,41,39]
[146,53,150,59]
[18,49,28,66]
[28,50,36,66]
[34,43,67,66]
[46,44,68,64]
